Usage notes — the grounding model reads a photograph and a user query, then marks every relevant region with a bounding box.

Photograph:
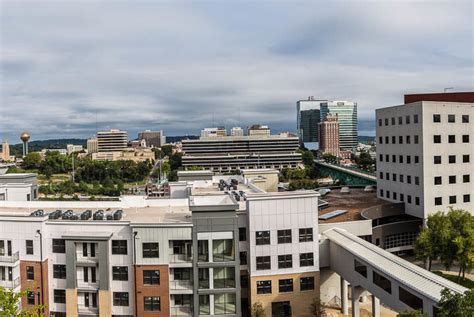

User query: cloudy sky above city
[1,0,473,142]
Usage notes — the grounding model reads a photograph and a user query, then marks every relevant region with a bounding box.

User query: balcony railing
[0,251,19,263]
[169,253,192,263]
[170,306,193,316]
[169,280,193,290]
[0,277,20,289]
[78,306,99,314]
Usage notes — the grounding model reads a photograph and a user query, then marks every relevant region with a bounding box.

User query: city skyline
[1,1,473,141]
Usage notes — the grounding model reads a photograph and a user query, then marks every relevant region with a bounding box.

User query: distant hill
[10,139,87,156]
[358,135,375,143]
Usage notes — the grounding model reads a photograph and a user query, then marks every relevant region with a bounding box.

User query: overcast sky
[1,0,473,142]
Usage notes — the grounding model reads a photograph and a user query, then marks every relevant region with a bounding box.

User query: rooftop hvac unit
[62,210,74,220]
[93,210,104,220]
[30,209,44,217]
[81,210,92,220]
[106,214,113,220]
[113,210,123,220]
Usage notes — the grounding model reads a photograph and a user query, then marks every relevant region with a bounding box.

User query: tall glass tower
[320,101,358,151]
[296,98,327,149]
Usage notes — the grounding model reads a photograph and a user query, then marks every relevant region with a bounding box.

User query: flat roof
[324,228,467,302]
[183,135,299,142]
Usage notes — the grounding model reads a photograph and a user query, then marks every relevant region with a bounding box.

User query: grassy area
[433,271,474,289]
[37,173,70,184]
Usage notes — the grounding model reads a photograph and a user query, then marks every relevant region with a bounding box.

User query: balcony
[76,279,99,290]
[78,305,99,315]
[0,251,19,264]
[169,253,192,263]
[170,306,193,316]
[170,280,193,291]
[0,277,20,289]
[76,254,99,265]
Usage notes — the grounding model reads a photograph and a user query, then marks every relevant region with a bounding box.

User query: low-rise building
[247,124,270,136]
[0,173,38,201]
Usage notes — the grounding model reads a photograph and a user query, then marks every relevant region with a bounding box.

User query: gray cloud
[1,0,473,142]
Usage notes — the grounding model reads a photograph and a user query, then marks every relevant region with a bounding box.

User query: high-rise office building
[320,101,358,151]
[230,127,244,136]
[318,114,340,157]
[296,97,326,149]
[247,125,270,136]
[376,93,473,219]
[97,129,128,153]
[1,140,10,161]
[138,130,166,148]
[87,138,98,154]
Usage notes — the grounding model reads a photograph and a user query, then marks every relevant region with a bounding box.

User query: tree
[309,298,325,317]
[0,287,46,316]
[22,152,42,170]
[397,310,428,317]
[321,153,338,164]
[161,145,173,157]
[301,150,315,166]
[251,301,265,317]
[446,208,474,279]
[354,151,375,172]
[437,288,474,317]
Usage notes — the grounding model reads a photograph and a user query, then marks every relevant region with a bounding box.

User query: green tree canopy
[436,288,474,317]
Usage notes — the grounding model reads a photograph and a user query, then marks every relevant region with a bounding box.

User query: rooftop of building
[404,91,474,104]
[184,135,298,142]
[318,188,386,223]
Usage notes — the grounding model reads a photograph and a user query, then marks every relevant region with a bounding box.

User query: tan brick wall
[250,272,320,317]
[135,265,170,317]
[20,260,49,316]
[98,290,111,317]
[66,288,78,317]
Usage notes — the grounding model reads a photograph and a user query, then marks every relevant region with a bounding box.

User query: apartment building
[138,130,166,148]
[318,114,340,157]
[97,129,128,153]
[0,174,320,317]
[201,127,227,138]
[376,97,474,218]
[247,125,270,136]
[320,101,358,151]
[182,135,302,172]
[87,138,98,154]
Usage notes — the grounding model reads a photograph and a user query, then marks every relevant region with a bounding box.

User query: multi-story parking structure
[181,135,302,172]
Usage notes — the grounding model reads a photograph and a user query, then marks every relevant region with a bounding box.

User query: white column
[340,277,349,316]
[351,286,364,317]
[371,294,380,317]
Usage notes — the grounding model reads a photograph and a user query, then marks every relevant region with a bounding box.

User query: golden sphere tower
[20,132,30,157]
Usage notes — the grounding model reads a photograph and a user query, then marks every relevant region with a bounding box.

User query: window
[415,177,419,185]
[26,240,33,255]
[379,172,383,179]
[112,266,128,281]
[299,228,313,242]
[435,197,442,206]
[143,296,160,311]
[400,175,404,183]
[449,196,456,204]
[300,253,314,267]
[173,268,191,281]
[83,243,88,257]
[393,192,397,200]
[373,271,391,294]
[300,277,315,291]
[406,115,410,124]
[197,240,209,262]
[199,295,210,315]
[354,259,367,278]
[240,251,247,265]
[406,135,411,144]
[400,194,404,202]
[399,155,404,163]
[463,155,470,163]
[26,266,34,280]
[278,254,292,269]
[378,119,382,126]
[449,175,456,184]
[392,174,397,181]
[385,154,389,162]
[385,172,389,180]
[213,267,235,288]
[143,270,160,285]
[399,287,423,310]
[407,155,411,164]
[379,137,383,144]
[434,135,441,143]
[385,136,389,144]
[379,189,384,197]
[414,114,419,123]
[434,176,442,185]
[113,292,129,306]
[52,239,65,253]
[256,256,271,270]
[111,240,127,255]
[434,156,442,164]
[279,279,293,293]
[277,230,292,244]
[198,268,209,289]
[142,242,159,258]
[54,290,66,304]
[398,116,403,125]
[386,190,390,198]
[449,155,456,164]
[463,135,470,143]
[379,154,383,162]
[256,231,270,245]
[240,275,249,288]
[53,265,66,279]
[448,114,455,123]
[414,135,419,144]
[174,294,192,306]
[256,280,271,294]
[407,176,411,184]
[399,136,403,144]
[433,114,441,122]
[414,156,419,164]
[27,291,35,305]
[463,175,470,183]
[385,118,389,126]
[391,117,395,125]
[448,135,456,143]
[214,293,236,314]
[462,115,469,123]
[213,239,234,262]
[83,267,88,282]
[392,136,396,144]
[415,197,420,205]
[238,228,247,241]
[464,195,471,203]
[407,195,412,204]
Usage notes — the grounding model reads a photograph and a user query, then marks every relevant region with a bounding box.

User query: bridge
[323,228,467,317]
[315,161,377,186]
